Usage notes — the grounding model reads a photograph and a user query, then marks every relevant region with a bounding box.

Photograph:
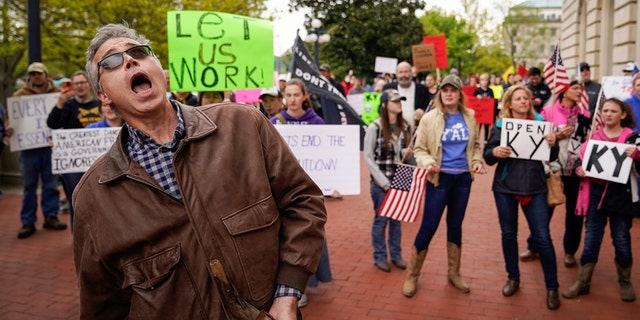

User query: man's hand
[268,296,298,320]
[56,89,74,109]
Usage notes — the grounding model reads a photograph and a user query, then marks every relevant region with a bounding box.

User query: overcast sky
[263,0,506,56]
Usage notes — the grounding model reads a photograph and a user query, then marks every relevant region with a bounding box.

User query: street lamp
[304,18,331,67]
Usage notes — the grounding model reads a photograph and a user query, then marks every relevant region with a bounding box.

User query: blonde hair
[500,85,535,119]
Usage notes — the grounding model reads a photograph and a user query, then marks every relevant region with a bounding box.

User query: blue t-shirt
[86,119,110,128]
[441,113,469,173]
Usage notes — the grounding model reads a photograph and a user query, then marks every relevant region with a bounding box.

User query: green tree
[502,4,547,69]
[0,0,267,106]
[419,9,474,76]
[1,0,27,106]
[419,6,510,78]
[289,0,425,79]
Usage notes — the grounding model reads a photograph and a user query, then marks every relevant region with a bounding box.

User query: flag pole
[588,87,605,138]
[553,42,559,92]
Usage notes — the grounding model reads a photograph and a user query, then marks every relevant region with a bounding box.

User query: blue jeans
[527,175,583,255]
[494,191,559,290]
[307,239,332,287]
[580,183,634,268]
[370,184,402,264]
[413,172,471,251]
[61,172,84,230]
[19,148,60,225]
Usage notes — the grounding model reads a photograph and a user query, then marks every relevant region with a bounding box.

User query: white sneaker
[298,293,308,308]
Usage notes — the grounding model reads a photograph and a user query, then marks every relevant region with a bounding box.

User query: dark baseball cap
[380,89,406,103]
[579,62,590,71]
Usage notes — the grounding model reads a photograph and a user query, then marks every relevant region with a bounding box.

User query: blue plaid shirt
[125,102,300,300]
[126,103,185,201]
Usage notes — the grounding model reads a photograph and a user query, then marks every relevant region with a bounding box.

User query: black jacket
[382,82,430,111]
[47,97,101,129]
[483,120,559,195]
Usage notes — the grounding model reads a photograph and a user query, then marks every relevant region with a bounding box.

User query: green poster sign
[361,92,382,125]
[166,11,274,91]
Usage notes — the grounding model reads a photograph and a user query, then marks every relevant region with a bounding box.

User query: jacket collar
[98,102,217,183]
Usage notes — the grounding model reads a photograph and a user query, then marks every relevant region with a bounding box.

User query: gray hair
[85,23,151,90]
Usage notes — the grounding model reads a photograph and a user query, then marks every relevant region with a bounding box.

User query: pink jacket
[575,128,640,215]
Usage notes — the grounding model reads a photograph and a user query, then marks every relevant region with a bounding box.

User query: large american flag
[544,44,570,94]
[378,164,428,223]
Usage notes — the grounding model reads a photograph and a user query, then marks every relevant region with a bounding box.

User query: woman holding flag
[402,75,485,297]
[364,88,413,273]
[483,85,561,310]
[563,98,638,302]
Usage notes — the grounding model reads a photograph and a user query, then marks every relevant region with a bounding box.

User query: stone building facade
[562,0,639,80]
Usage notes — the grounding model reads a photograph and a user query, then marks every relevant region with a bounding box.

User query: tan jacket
[13,78,60,96]
[413,107,483,186]
[73,102,327,319]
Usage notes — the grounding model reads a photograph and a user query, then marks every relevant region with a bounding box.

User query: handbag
[546,170,565,206]
[545,103,566,206]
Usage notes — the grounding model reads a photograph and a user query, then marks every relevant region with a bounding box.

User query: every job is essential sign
[7,93,59,152]
[166,11,274,92]
[582,140,633,184]
[275,125,360,195]
[500,118,552,161]
[51,128,120,174]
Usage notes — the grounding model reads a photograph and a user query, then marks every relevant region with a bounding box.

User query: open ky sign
[500,118,552,161]
[582,140,634,184]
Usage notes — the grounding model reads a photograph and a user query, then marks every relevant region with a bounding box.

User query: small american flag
[544,44,570,95]
[591,89,606,132]
[579,83,589,111]
[378,164,428,223]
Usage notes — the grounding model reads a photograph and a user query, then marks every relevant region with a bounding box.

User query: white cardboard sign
[274,125,360,195]
[582,139,633,184]
[51,127,120,174]
[500,118,552,161]
[7,93,60,151]
[374,56,398,74]
[601,76,633,100]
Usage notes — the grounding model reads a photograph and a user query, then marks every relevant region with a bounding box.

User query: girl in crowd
[270,78,324,125]
[403,75,485,297]
[364,89,412,273]
[563,98,638,302]
[198,91,225,106]
[473,73,496,143]
[521,80,591,267]
[272,78,331,308]
[424,74,438,110]
[483,85,561,310]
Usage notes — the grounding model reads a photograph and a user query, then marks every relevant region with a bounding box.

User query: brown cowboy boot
[402,246,428,297]
[447,242,470,293]
[616,263,636,302]
[562,262,595,298]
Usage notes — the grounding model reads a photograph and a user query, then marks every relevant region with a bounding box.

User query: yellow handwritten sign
[167,11,274,91]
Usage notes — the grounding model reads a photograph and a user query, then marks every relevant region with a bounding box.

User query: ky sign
[500,119,552,161]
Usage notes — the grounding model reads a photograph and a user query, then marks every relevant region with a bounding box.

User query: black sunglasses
[97,45,153,82]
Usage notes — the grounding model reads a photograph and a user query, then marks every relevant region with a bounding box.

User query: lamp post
[304,18,331,67]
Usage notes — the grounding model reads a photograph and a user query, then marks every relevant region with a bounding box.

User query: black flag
[289,35,367,149]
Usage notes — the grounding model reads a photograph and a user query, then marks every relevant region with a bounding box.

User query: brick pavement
[0,154,638,319]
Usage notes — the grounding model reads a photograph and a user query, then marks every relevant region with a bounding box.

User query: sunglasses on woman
[97,45,154,82]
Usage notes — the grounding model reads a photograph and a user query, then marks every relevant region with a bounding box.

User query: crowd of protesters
[2,27,640,318]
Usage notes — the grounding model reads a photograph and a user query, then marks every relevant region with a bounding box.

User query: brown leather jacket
[73,102,327,319]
